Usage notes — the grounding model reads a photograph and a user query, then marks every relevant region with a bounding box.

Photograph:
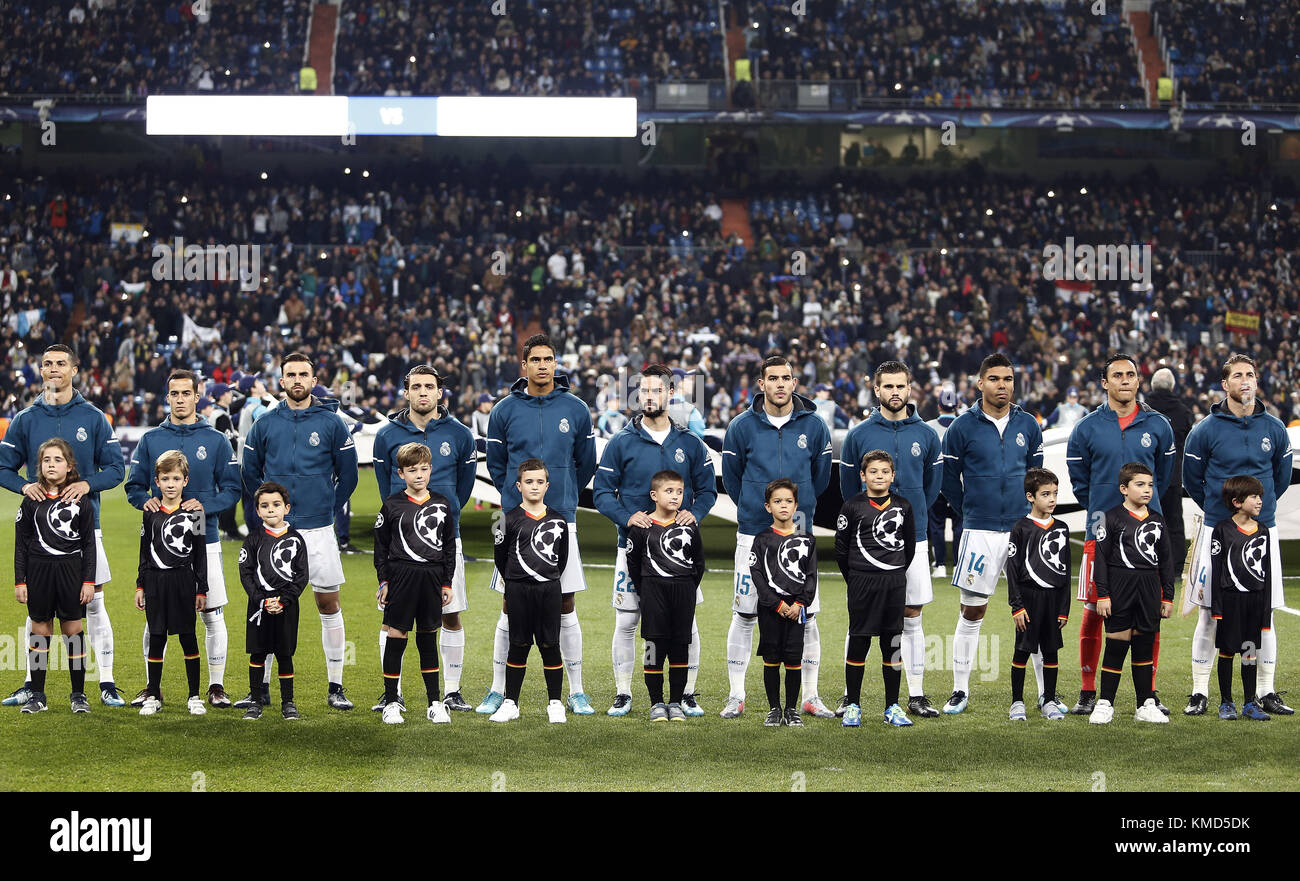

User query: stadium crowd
[334,0,722,98]
[747,0,1145,107]
[0,0,311,97]
[1153,0,1300,107]
[3,161,1298,436]
[8,0,1297,110]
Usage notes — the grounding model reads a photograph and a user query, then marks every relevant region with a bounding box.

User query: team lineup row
[3,340,1294,726]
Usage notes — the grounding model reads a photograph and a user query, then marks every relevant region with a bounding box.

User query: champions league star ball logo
[196,445,208,460]
[1040,527,1069,575]
[47,500,81,540]
[747,551,758,568]
[1134,521,1163,566]
[1241,535,1268,582]
[270,537,300,580]
[162,512,195,556]
[532,519,566,565]
[374,512,385,529]
[778,536,812,583]
[414,503,448,551]
[660,525,694,566]
[836,514,848,532]
[1211,539,1222,556]
[872,507,906,551]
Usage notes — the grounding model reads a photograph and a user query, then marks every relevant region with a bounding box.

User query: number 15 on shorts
[735,573,752,596]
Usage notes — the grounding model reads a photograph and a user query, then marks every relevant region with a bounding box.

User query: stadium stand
[0,0,313,97]
[1152,0,1300,107]
[3,162,1297,433]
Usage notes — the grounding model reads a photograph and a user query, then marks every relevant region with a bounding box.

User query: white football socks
[686,616,701,695]
[441,626,465,694]
[612,609,639,695]
[560,610,584,694]
[319,608,345,685]
[1258,617,1277,697]
[952,615,983,695]
[490,611,510,695]
[1031,650,1045,702]
[1191,606,1216,696]
[726,612,755,700]
[902,613,925,697]
[801,615,822,701]
[201,607,227,687]
[23,617,33,682]
[85,593,115,685]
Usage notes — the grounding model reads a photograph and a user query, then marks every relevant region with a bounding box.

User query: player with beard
[1182,354,1293,716]
[594,364,716,716]
[370,366,477,713]
[240,353,359,710]
[835,360,942,718]
[1,345,126,708]
[479,335,598,716]
[719,356,833,719]
[939,354,1044,714]
[125,370,241,708]
[1065,354,1176,716]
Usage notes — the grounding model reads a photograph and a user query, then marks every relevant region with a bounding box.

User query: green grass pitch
[1,478,1297,792]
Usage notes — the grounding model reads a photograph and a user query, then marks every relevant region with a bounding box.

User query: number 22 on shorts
[615,570,636,594]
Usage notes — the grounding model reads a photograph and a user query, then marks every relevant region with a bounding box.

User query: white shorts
[611,544,704,612]
[950,528,1010,598]
[94,529,110,587]
[491,522,586,596]
[1186,521,1284,611]
[300,524,346,592]
[445,537,468,615]
[732,532,757,615]
[905,539,933,606]
[205,542,228,608]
